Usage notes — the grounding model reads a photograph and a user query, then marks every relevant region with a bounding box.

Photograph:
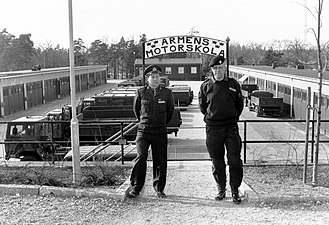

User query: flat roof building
[134,58,203,81]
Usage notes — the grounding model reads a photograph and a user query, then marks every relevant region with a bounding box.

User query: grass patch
[0,163,130,188]
[244,164,329,187]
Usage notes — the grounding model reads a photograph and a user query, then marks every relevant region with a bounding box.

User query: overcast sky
[1,0,328,48]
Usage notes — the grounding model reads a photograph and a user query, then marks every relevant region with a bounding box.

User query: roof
[134,58,202,65]
[236,65,329,81]
[13,115,46,122]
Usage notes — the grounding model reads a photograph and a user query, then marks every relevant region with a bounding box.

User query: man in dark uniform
[198,55,244,204]
[128,64,175,198]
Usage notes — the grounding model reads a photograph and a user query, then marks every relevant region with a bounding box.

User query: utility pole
[68,0,81,185]
[304,0,308,43]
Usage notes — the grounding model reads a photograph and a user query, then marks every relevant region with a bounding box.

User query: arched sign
[144,35,227,59]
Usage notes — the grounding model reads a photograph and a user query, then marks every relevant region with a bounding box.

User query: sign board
[118,139,127,145]
[144,35,226,59]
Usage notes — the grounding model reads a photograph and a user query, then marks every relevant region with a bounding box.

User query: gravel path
[0,161,328,225]
[0,189,328,225]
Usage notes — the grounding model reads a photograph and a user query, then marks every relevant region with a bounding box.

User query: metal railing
[1,119,328,164]
[239,119,329,163]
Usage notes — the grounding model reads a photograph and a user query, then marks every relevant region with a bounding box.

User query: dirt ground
[1,164,329,225]
[243,164,329,210]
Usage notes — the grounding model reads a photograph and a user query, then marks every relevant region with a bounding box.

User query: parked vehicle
[248,90,283,117]
[118,75,170,87]
[4,88,182,161]
[168,85,194,110]
[241,84,259,107]
[118,80,140,87]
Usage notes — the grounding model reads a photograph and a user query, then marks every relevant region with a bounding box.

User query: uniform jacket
[134,85,175,134]
[198,76,244,127]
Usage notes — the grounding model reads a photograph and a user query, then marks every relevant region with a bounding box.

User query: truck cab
[5,116,54,161]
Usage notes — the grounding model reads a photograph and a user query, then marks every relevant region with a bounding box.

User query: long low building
[0,65,107,117]
[230,65,329,134]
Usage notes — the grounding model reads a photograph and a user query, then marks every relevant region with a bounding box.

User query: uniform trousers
[130,131,168,193]
[206,124,243,193]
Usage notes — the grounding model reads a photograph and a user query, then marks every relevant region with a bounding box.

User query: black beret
[209,55,226,67]
[144,64,162,75]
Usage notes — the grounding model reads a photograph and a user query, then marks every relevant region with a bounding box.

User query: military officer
[128,64,175,198]
[198,55,244,204]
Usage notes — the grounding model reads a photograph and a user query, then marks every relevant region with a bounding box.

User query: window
[314,94,318,106]
[10,125,21,136]
[10,124,35,136]
[191,67,197,74]
[278,84,284,93]
[284,86,291,95]
[178,67,184,74]
[293,88,301,99]
[165,67,172,74]
[301,90,307,101]
[322,95,327,108]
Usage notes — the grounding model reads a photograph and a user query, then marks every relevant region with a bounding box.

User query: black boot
[215,190,226,201]
[231,186,241,204]
[156,190,166,198]
[232,193,241,204]
[127,190,139,198]
[215,185,226,201]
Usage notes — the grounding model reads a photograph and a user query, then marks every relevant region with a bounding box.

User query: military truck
[168,85,194,110]
[5,115,58,161]
[4,88,182,161]
[119,75,170,88]
[241,84,259,107]
[248,90,283,117]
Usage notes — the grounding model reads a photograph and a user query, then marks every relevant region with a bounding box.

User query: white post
[290,84,294,118]
[68,0,81,185]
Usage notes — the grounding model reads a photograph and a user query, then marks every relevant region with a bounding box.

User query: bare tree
[301,0,328,185]
[246,42,264,65]
[38,41,53,68]
[287,39,315,67]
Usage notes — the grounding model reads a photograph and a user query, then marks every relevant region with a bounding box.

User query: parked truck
[241,84,259,107]
[248,90,283,117]
[4,88,182,161]
[118,75,170,87]
[168,85,194,110]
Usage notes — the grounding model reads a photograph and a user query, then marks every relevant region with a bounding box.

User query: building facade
[134,58,203,81]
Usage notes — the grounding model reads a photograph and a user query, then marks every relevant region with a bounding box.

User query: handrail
[80,122,137,162]
[1,119,329,164]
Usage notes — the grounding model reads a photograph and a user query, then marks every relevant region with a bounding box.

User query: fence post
[311,120,315,163]
[120,122,124,165]
[303,87,311,183]
[243,121,247,163]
